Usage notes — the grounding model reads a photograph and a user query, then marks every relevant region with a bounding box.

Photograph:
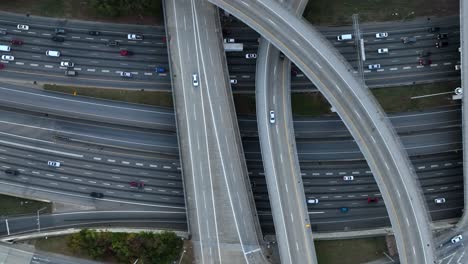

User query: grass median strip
[0,194,51,216]
[235,82,459,117]
[303,0,459,25]
[43,84,173,108]
[315,237,388,264]
[0,0,162,24]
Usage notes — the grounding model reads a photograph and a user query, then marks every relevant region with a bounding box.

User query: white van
[0,45,11,52]
[337,34,352,41]
[46,50,60,57]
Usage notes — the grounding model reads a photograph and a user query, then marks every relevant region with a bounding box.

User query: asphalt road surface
[0,11,170,90]
[208,0,436,263]
[223,15,461,92]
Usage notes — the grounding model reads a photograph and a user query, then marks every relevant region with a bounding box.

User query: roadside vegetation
[303,0,459,25]
[0,194,51,216]
[315,237,388,263]
[30,229,183,263]
[235,82,458,117]
[43,84,173,108]
[372,81,460,113]
[0,0,162,24]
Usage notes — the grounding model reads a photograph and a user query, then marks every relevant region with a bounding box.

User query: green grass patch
[234,93,333,117]
[291,93,333,116]
[0,0,162,25]
[372,81,459,113]
[303,0,459,25]
[43,84,173,108]
[0,194,51,216]
[316,237,387,264]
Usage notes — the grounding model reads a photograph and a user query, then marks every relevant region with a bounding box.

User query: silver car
[17,24,29,30]
[343,175,354,181]
[60,61,74,67]
[377,48,389,54]
[269,110,275,124]
[307,198,319,204]
[1,55,14,61]
[375,32,388,38]
[434,198,446,204]
[451,235,463,244]
[192,74,199,87]
[47,161,61,167]
[120,72,132,78]
[127,34,143,40]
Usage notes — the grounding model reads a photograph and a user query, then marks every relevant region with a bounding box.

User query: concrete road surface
[255,0,317,262]
[165,0,267,262]
[207,0,436,263]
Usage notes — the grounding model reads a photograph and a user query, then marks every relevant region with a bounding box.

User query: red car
[0,63,4,69]
[120,49,133,56]
[10,39,23,45]
[419,58,432,66]
[367,197,379,203]
[129,181,145,188]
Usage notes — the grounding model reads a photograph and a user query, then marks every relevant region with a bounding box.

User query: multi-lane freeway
[0,3,464,263]
[0,11,170,90]
[0,80,462,234]
[208,0,437,263]
[224,15,461,92]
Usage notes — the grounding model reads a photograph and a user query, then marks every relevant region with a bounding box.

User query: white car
[245,53,257,59]
[60,61,74,67]
[47,161,61,167]
[224,38,235,43]
[192,74,199,87]
[46,50,60,57]
[230,79,237,84]
[343,176,354,181]
[17,24,29,30]
[377,48,389,54]
[269,110,275,124]
[434,198,446,204]
[1,55,14,61]
[127,34,143,40]
[368,64,381,70]
[120,72,132,78]
[375,32,388,38]
[307,198,319,204]
[451,235,463,244]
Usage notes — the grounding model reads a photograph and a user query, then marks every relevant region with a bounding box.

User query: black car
[437,33,448,39]
[55,28,66,34]
[106,40,119,47]
[5,169,19,176]
[90,192,104,198]
[89,31,101,36]
[436,41,448,48]
[428,26,440,33]
[51,35,65,42]
[418,51,432,57]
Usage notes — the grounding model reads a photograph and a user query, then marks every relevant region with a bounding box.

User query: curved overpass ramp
[208,0,436,263]
[255,0,317,263]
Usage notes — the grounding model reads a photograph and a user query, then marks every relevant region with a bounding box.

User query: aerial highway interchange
[0,0,465,263]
